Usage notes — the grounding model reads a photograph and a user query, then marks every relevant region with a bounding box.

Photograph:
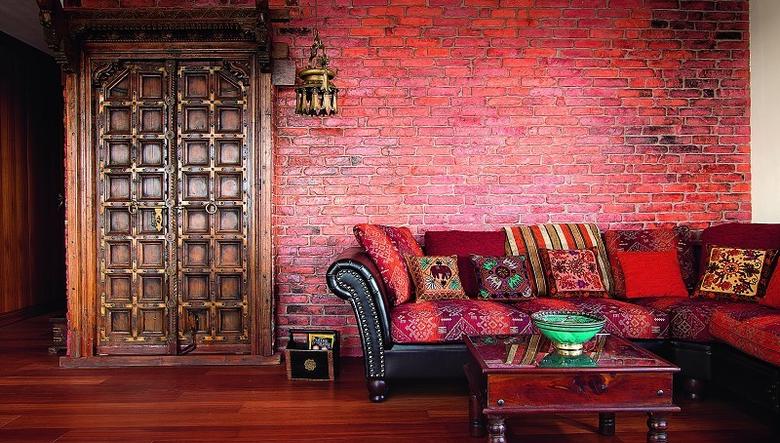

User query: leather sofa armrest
[326,247,391,379]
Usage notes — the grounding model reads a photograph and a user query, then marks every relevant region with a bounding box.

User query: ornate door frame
[39,4,277,365]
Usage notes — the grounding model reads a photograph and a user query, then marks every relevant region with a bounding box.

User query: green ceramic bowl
[531,310,606,356]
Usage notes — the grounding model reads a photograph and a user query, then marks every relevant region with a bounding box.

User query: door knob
[205,202,217,214]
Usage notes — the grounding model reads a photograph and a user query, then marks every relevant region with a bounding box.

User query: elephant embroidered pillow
[405,255,468,302]
[540,248,607,298]
[354,224,423,306]
[471,255,534,301]
[694,246,778,302]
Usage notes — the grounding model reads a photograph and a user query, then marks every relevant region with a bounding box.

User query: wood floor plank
[0,315,777,442]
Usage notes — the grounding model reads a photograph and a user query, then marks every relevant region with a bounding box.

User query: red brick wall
[66,0,253,7]
[65,0,752,356]
[272,0,750,355]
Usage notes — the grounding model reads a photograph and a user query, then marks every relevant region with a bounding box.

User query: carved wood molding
[223,60,252,86]
[37,0,79,73]
[91,61,125,88]
[37,4,272,72]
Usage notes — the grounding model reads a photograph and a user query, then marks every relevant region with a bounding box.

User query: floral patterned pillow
[694,246,778,301]
[471,255,534,301]
[540,249,608,298]
[405,255,468,302]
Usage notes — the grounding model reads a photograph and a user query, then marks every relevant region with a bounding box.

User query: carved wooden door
[176,61,251,354]
[96,59,252,355]
[96,61,176,355]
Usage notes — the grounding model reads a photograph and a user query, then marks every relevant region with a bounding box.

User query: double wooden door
[96,59,252,355]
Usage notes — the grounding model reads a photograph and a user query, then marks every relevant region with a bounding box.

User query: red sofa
[326,223,780,410]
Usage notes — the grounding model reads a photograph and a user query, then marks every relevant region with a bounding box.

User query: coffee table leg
[487,416,506,443]
[469,393,485,436]
[647,412,668,443]
[599,412,615,436]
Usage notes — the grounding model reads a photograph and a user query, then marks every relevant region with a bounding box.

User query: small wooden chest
[284,329,340,381]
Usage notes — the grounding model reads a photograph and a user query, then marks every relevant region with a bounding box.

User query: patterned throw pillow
[383,225,424,258]
[354,224,423,306]
[503,223,613,297]
[405,255,468,302]
[540,249,608,298]
[471,255,534,301]
[694,246,778,302]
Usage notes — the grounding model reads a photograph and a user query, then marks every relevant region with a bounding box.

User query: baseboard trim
[60,353,282,368]
[0,304,61,328]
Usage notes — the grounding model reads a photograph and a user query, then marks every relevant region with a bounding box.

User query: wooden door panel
[96,61,175,355]
[95,58,255,356]
[177,61,251,353]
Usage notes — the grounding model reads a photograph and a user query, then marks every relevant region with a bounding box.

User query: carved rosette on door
[96,60,251,355]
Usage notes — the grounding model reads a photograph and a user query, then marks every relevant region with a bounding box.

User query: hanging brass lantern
[295,29,338,116]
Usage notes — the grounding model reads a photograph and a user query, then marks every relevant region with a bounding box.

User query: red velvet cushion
[424,230,506,297]
[759,265,780,309]
[616,251,689,298]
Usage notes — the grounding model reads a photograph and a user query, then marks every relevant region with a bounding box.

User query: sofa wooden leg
[682,377,705,400]
[367,379,388,402]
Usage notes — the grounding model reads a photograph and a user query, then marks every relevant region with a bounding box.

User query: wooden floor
[0,316,777,442]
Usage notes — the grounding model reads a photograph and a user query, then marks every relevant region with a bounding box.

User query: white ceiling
[0,1,54,55]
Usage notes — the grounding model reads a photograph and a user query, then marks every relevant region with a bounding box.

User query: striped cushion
[504,223,613,297]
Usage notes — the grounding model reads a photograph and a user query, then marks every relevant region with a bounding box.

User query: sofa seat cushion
[391,299,532,344]
[512,298,669,339]
[634,298,753,342]
[566,298,670,339]
[710,304,780,366]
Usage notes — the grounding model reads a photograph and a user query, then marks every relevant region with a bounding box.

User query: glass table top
[466,334,674,370]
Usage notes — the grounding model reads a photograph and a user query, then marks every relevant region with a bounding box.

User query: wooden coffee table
[464,334,680,442]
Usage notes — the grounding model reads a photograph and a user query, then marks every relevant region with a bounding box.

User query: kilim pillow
[383,225,424,259]
[471,255,534,301]
[694,246,779,302]
[540,248,608,298]
[503,223,613,297]
[354,224,423,306]
[405,255,468,302]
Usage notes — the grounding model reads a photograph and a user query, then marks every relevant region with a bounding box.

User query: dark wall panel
[0,32,65,318]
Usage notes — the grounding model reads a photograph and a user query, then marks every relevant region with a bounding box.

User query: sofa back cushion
[424,230,506,297]
[504,223,613,297]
